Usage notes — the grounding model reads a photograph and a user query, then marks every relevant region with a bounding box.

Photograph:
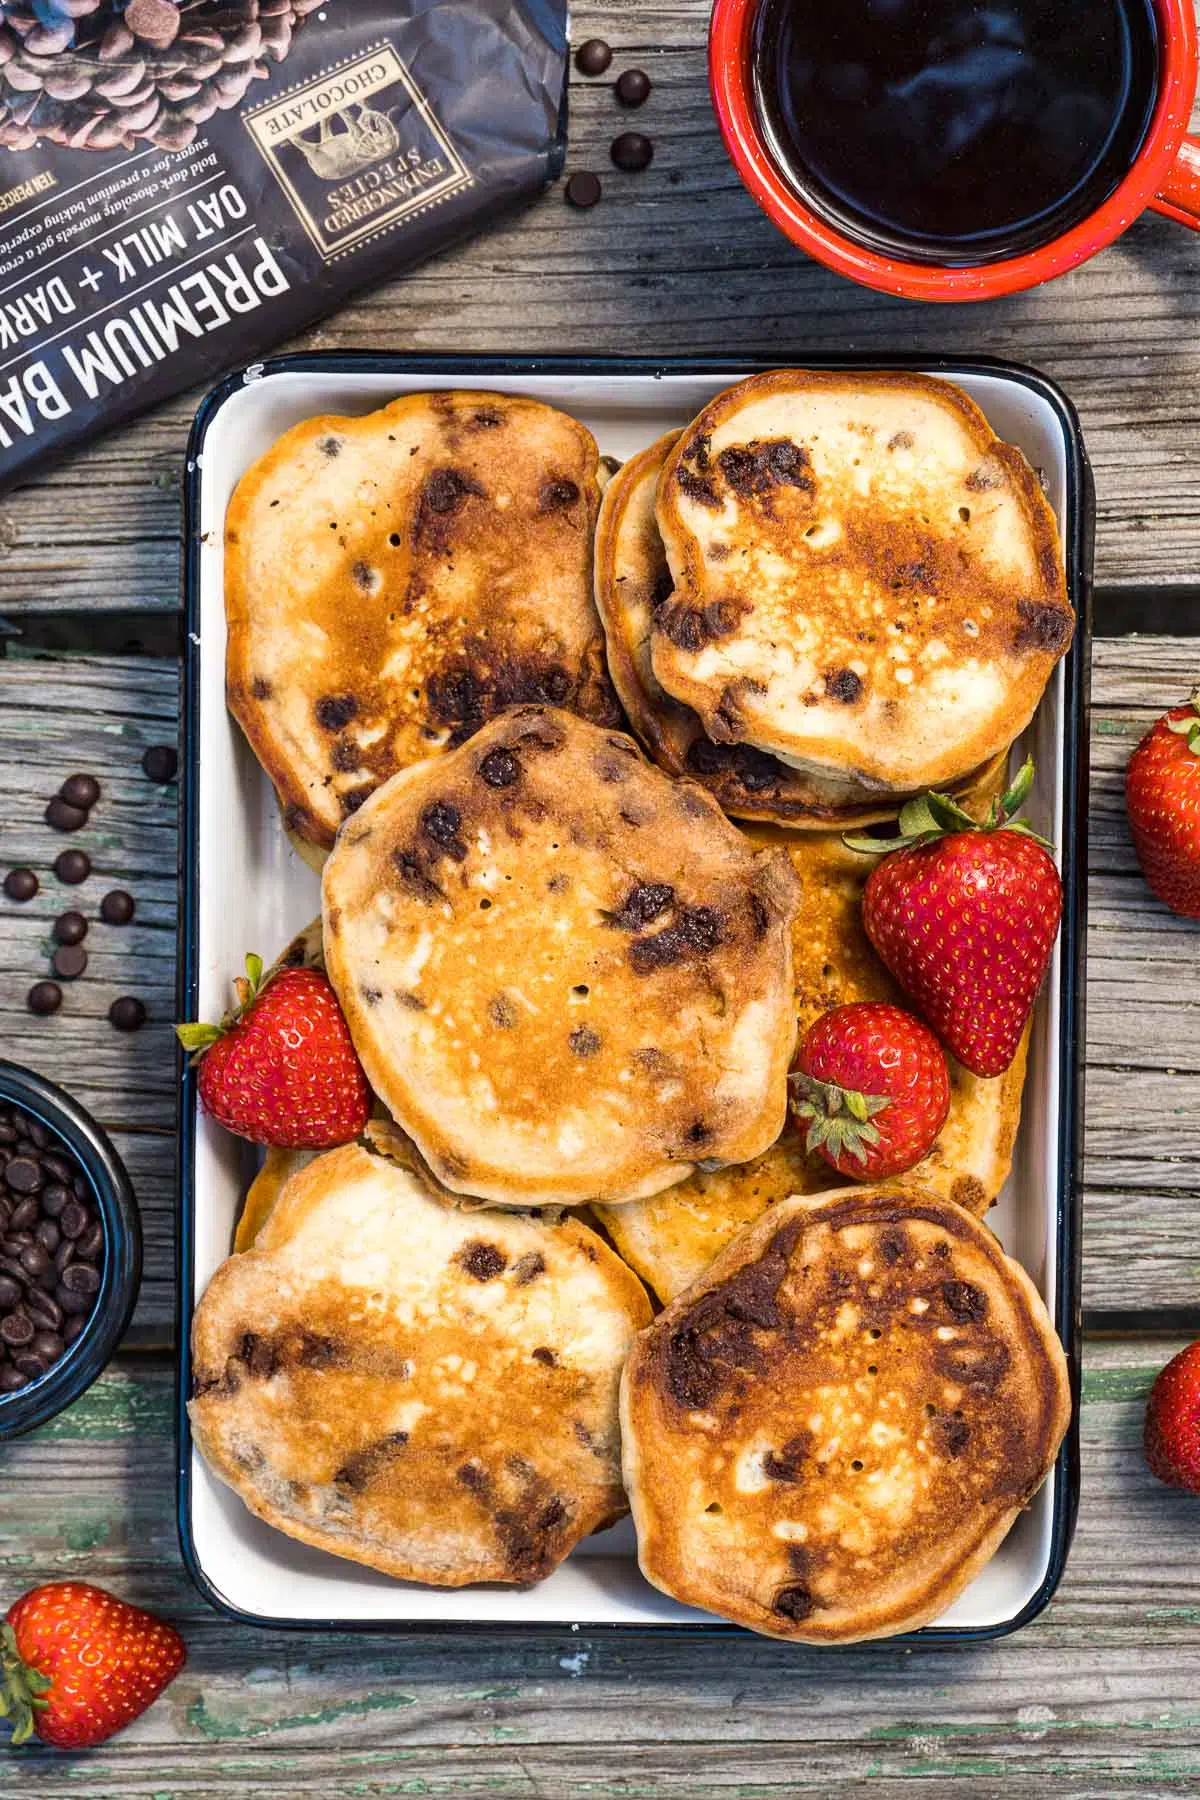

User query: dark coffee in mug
[752,0,1161,264]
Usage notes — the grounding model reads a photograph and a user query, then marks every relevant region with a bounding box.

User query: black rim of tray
[178,351,1091,1640]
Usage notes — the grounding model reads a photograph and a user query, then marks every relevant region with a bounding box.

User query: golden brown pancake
[191,1143,651,1587]
[597,432,896,826]
[621,1188,1071,1642]
[321,707,801,1207]
[652,370,1072,791]
[596,760,1027,1301]
[226,390,619,849]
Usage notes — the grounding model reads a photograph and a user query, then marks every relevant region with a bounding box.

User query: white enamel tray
[179,356,1089,1637]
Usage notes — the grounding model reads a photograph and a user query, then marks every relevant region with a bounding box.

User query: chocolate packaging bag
[0,0,569,488]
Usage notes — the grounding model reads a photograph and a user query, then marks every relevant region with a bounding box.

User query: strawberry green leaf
[1,1622,50,1748]
[789,1072,890,1164]
[845,757,1054,857]
[175,1022,222,1054]
[244,953,264,991]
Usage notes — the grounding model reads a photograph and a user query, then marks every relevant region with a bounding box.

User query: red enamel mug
[709,0,1200,301]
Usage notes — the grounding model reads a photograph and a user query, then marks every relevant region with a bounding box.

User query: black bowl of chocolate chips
[0,1062,140,1439]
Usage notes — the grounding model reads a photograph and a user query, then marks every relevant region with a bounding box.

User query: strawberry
[1144,1341,1200,1493]
[788,1001,950,1180]
[1125,688,1200,919]
[1,1582,185,1749]
[847,759,1062,1079]
[177,954,371,1149]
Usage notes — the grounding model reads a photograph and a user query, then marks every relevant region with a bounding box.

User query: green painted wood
[1,1338,1198,1794]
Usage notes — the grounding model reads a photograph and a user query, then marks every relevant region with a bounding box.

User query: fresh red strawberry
[177,954,371,1149]
[848,759,1062,1078]
[1,1582,185,1748]
[1125,688,1200,919]
[788,1001,950,1180]
[1144,1341,1200,1492]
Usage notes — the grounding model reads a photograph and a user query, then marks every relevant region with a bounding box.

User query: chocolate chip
[100,890,135,926]
[52,945,87,982]
[565,170,602,209]
[575,38,612,75]
[0,1275,20,1309]
[45,797,88,833]
[29,1292,63,1332]
[53,850,90,885]
[63,1316,86,1346]
[61,1262,100,1297]
[40,1184,70,1218]
[611,131,654,172]
[0,1310,33,1348]
[55,1283,91,1318]
[58,1200,86,1240]
[616,68,651,107]
[315,695,357,732]
[0,1365,28,1393]
[75,1223,104,1264]
[479,747,520,788]
[26,982,62,1017]
[59,774,100,810]
[5,1159,41,1197]
[109,996,146,1033]
[19,1245,49,1280]
[4,868,37,902]
[141,745,177,784]
[568,1026,601,1058]
[54,911,88,946]
[7,1199,39,1232]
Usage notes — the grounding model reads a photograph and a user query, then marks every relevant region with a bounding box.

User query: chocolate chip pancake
[321,707,801,1206]
[596,432,894,827]
[226,390,618,849]
[191,1142,651,1587]
[652,370,1072,793]
[621,1188,1071,1642]
[597,761,1027,1301]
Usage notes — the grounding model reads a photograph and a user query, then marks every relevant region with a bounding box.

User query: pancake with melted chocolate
[597,761,1027,1301]
[652,370,1072,792]
[191,1142,651,1586]
[621,1187,1070,1642]
[226,390,618,849]
[321,706,801,1206]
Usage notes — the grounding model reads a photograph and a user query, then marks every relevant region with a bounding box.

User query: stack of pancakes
[196,373,1074,1641]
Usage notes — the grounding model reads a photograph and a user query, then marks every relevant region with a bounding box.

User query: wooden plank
[2,5,1200,614]
[7,644,1200,1332]
[2,1338,1199,1795]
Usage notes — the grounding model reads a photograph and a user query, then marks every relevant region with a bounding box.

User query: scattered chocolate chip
[616,68,651,107]
[4,869,37,902]
[565,170,602,209]
[53,850,90,886]
[109,996,147,1034]
[100,890,135,926]
[54,912,88,946]
[141,745,178,784]
[52,945,87,982]
[575,37,612,75]
[27,982,62,1017]
[611,130,654,172]
[59,774,100,811]
[45,797,88,833]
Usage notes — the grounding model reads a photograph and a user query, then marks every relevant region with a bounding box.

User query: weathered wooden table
[4,7,1200,1793]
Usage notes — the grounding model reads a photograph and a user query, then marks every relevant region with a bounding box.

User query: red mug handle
[1151,135,1200,227]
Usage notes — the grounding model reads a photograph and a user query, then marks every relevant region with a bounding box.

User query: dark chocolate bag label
[244,43,473,262]
[0,1,567,491]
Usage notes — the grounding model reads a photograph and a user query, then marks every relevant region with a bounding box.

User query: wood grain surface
[2,1339,1198,1797]
[3,642,1199,1337]
[3,3,1200,616]
[4,7,1200,1790]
